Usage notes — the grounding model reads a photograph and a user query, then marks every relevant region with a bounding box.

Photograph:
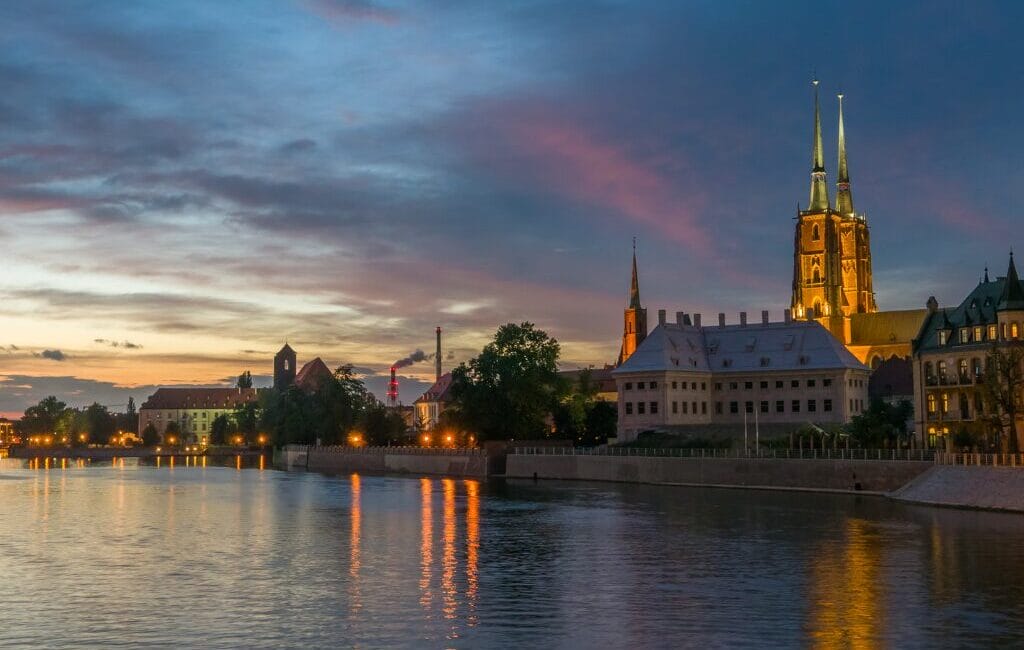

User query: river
[1,456,1023,648]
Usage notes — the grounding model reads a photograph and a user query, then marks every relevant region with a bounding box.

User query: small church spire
[808,79,830,212]
[629,237,641,309]
[835,93,855,215]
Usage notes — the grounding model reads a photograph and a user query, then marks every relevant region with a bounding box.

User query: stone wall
[281,446,488,478]
[891,466,1024,512]
[506,453,933,494]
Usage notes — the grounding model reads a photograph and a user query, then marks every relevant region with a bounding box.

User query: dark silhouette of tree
[19,396,69,435]
[210,414,235,445]
[141,422,160,447]
[980,345,1024,453]
[847,399,913,448]
[447,322,564,441]
[237,371,253,389]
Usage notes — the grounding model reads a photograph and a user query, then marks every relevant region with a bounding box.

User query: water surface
[1,457,1022,648]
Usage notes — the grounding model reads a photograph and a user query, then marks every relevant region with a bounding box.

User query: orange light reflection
[420,478,433,613]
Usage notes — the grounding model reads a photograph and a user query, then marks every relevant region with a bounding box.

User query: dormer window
[959,328,970,344]
[938,330,949,346]
[989,324,998,340]
[974,326,983,341]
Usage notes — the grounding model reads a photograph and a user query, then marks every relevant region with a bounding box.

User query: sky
[1,0,1023,416]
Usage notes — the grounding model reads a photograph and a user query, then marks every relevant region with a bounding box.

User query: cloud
[94,339,143,349]
[303,0,399,26]
[39,349,68,362]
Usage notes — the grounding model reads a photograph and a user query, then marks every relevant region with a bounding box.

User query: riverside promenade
[280,444,497,478]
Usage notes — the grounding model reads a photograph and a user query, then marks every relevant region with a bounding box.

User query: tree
[141,422,160,447]
[980,345,1024,453]
[210,414,235,445]
[20,396,69,435]
[164,421,182,445]
[847,399,913,448]
[123,396,138,433]
[83,403,116,444]
[583,400,618,446]
[237,371,253,389]
[234,401,259,440]
[446,322,564,441]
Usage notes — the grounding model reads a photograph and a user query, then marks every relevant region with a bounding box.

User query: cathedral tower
[617,240,647,366]
[791,83,876,343]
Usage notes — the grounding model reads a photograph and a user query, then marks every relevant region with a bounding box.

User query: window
[625,382,633,390]
[745,401,753,414]
[701,402,707,415]
[808,400,817,412]
[650,381,658,389]
[925,361,934,381]
[811,223,820,240]
[714,382,723,391]
[729,401,739,414]
[791,380,799,388]
[807,379,816,388]
[938,330,948,346]
[823,378,832,388]
[760,401,769,413]
[681,401,687,414]
[959,328,970,344]
[958,358,969,379]
[729,382,738,390]
[672,381,678,390]
[974,326,983,341]
[744,381,753,390]
[672,401,679,414]
[975,393,984,415]
[650,402,658,415]
[638,382,645,390]
[1014,322,1021,339]
[824,399,833,412]
[201,423,207,431]
[626,402,633,415]
[760,357,770,367]
[715,402,723,415]
[775,381,784,389]
[938,361,947,379]
[941,393,949,414]
[638,402,646,415]
[972,358,983,376]
[692,401,698,414]
[989,324,998,340]
[760,381,768,389]
[691,382,698,390]
[776,400,785,413]
[792,400,801,413]
[701,383,706,390]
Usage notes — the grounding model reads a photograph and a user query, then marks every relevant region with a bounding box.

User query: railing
[935,452,1024,466]
[284,444,486,456]
[512,447,936,461]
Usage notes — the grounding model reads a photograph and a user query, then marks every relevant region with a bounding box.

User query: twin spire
[807,79,855,216]
[629,237,641,309]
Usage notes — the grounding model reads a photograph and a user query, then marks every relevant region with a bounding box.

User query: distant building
[294,357,333,393]
[912,254,1024,450]
[138,387,259,445]
[0,418,15,444]
[274,344,297,390]
[414,372,453,431]
[613,310,870,442]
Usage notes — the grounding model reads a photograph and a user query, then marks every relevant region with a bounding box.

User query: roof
[295,357,333,392]
[275,343,294,357]
[868,357,914,399]
[849,309,929,346]
[613,319,868,375]
[559,366,617,394]
[414,372,453,404]
[999,254,1024,310]
[140,387,258,410]
[915,276,1006,353]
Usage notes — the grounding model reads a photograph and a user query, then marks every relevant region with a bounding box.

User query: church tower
[617,240,647,366]
[791,83,876,343]
[274,343,296,390]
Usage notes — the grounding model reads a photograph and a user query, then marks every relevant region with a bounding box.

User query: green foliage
[446,322,564,441]
[552,368,618,446]
[83,403,116,443]
[359,403,408,445]
[210,414,235,445]
[163,421,182,444]
[980,345,1024,453]
[141,422,160,446]
[234,401,259,436]
[237,371,253,389]
[19,396,69,435]
[847,399,913,448]
[952,427,976,451]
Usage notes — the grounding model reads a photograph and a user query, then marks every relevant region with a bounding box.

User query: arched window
[926,394,936,414]
[958,358,969,380]
[937,360,947,380]
[972,357,982,377]
[941,392,949,414]
[811,224,820,241]
[959,393,970,419]
[1013,322,1020,339]
[284,360,290,371]
[812,269,821,283]
[924,361,934,381]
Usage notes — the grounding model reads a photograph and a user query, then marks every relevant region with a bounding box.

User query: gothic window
[284,360,290,370]
[958,358,969,380]
[811,224,820,241]
[812,269,821,283]
[1013,322,1020,339]
[927,394,936,414]
[941,392,949,414]
[938,360,947,379]
[972,358,982,376]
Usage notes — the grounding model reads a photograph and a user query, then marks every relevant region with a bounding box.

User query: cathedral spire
[835,93,855,216]
[629,237,641,309]
[808,79,830,212]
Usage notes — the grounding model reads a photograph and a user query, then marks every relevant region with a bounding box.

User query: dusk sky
[2,1,1022,415]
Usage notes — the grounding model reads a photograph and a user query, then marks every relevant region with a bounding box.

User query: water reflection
[349,474,362,618]
[420,478,433,613]
[466,479,480,626]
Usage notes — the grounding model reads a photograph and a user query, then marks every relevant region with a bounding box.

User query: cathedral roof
[849,309,929,347]
[295,357,333,393]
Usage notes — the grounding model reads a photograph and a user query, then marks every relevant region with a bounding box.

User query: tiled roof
[140,387,258,410]
[614,320,867,375]
[295,357,333,392]
[559,366,617,394]
[850,309,928,346]
[414,372,453,404]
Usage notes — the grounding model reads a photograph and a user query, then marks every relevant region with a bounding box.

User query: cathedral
[789,81,925,368]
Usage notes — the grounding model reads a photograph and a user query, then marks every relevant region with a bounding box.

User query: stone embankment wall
[506,454,933,494]
[891,466,1024,512]
[281,446,489,478]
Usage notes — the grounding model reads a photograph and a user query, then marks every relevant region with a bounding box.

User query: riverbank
[8,446,265,460]
[280,445,496,478]
[891,466,1024,513]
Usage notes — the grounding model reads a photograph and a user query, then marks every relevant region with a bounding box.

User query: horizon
[3,1,1023,416]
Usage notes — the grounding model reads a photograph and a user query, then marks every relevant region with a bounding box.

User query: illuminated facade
[912,254,1024,449]
[617,243,647,366]
[791,82,876,341]
[414,372,453,431]
[138,387,259,444]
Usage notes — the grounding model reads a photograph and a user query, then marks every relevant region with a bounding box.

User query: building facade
[0,418,15,444]
[912,254,1024,450]
[613,310,870,442]
[414,372,453,432]
[138,387,259,445]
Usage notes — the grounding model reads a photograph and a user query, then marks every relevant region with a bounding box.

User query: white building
[613,310,870,442]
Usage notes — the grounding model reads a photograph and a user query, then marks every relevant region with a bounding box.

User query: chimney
[718,313,726,327]
[739,311,747,326]
[435,326,442,383]
[694,313,702,328]
[676,311,686,327]
[658,309,666,326]
[784,308,792,323]
[762,310,769,326]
